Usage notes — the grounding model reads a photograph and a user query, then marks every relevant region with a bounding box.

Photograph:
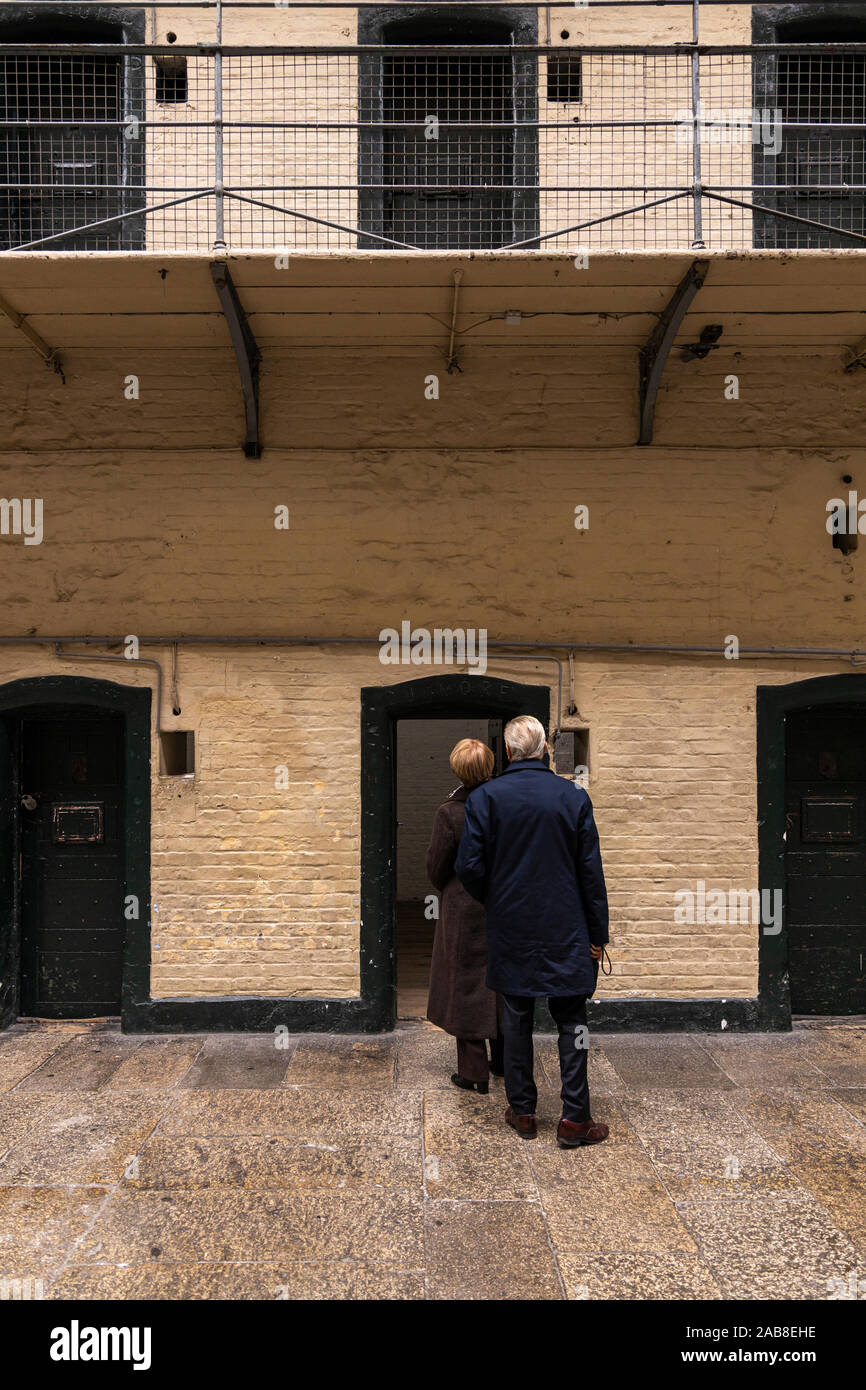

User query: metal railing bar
[5,43,866,56]
[8,184,866,195]
[9,119,866,132]
[3,1,863,9]
[500,191,690,249]
[223,189,419,248]
[701,190,866,244]
[7,190,213,251]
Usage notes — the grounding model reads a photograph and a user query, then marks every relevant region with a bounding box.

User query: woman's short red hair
[450,738,495,788]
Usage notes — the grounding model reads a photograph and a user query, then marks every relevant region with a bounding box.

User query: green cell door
[19,713,125,1017]
[785,705,866,1013]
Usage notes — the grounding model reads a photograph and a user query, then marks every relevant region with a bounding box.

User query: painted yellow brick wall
[0,322,860,1003]
[0,641,853,1000]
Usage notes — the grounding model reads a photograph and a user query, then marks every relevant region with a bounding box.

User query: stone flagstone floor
[0,1019,864,1300]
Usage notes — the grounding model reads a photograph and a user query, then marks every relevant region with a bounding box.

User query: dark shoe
[505,1106,537,1140]
[557,1117,609,1148]
[490,1067,505,1078]
[451,1073,489,1095]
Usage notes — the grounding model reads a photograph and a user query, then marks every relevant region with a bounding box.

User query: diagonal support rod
[0,290,64,381]
[210,260,262,459]
[638,258,709,446]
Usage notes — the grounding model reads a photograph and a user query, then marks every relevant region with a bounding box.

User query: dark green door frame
[757,671,866,1030]
[0,675,151,1031]
[361,673,551,1030]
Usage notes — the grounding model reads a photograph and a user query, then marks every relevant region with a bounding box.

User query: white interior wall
[396,718,490,900]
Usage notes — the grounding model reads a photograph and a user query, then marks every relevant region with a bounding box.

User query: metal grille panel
[0,5,865,254]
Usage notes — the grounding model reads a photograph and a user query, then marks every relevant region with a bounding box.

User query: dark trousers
[502,993,590,1122]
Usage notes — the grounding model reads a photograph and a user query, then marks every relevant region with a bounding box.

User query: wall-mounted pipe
[0,634,860,749]
[1,635,861,659]
[53,644,165,735]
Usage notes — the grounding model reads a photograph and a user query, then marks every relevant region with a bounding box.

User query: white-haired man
[455,714,610,1147]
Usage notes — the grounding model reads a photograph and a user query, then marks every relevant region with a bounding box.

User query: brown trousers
[455,997,505,1083]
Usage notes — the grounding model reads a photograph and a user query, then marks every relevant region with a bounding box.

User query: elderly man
[455,714,610,1147]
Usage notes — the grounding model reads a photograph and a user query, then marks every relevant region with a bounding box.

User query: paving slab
[0,1093,167,1186]
[530,1092,643,1147]
[726,1089,866,1163]
[422,1089,536,1200]
[155,1088,422,1139]
[0,1093,61,1161]
[786,1146,866,1245]
[536,1038,623,1096]
[0,1020,861,1300]
[796,1027,866,1087]
[178,1035,294,1090]
[425,1200,562,1300]
[620,1089,801,1201]
[530,1144,700,1254]
[558,1251,723,1301]
[0,1028,88,1092]
[79,1189,425,1266]
[830,1088,866,1124]
[104,1038,206,1090]
[598,1035,736,1091]
[0,1186,108,1281]
[695,1034,829,1090]
[395,1024,459,1090]
[129,1134,422,1191]
[284,1036,396,1090]
[676,1192,864,1301]
[14,1034,143,1093]
[47,1259,426,1301]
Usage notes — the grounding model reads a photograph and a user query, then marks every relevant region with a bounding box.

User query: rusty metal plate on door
[801,796,857,843]
[51,803,104,844]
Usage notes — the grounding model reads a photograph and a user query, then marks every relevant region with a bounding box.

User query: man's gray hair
[504,714,548,761]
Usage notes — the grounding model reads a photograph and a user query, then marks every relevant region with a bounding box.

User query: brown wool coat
[425,786,500,1040]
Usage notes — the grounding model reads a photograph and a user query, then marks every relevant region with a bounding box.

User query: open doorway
[359,674,550,1030]
[395,716,502,1019]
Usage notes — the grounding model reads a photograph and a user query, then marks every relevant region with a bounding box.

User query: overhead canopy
[0,249,864,352]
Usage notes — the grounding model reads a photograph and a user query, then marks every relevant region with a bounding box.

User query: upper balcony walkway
[1,0,866,255]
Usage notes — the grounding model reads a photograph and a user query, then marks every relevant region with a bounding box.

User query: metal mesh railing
[1,2,866,254]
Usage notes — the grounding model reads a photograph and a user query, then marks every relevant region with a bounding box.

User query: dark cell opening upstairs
[358,6,539,251]
[0,7,144,251]
[753,4,866,248]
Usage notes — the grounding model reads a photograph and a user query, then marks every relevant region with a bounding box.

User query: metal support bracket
[0,291,65,382]
[209,260,262,458]
[638,258,709,446]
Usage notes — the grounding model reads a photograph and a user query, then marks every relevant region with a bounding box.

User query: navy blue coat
[454,759,609,998]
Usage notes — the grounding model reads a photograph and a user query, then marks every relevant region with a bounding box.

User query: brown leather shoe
[557,1118,609,1149]
[505,1106,537,1140]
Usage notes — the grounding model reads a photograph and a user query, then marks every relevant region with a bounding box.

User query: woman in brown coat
[426,738,504,1094]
